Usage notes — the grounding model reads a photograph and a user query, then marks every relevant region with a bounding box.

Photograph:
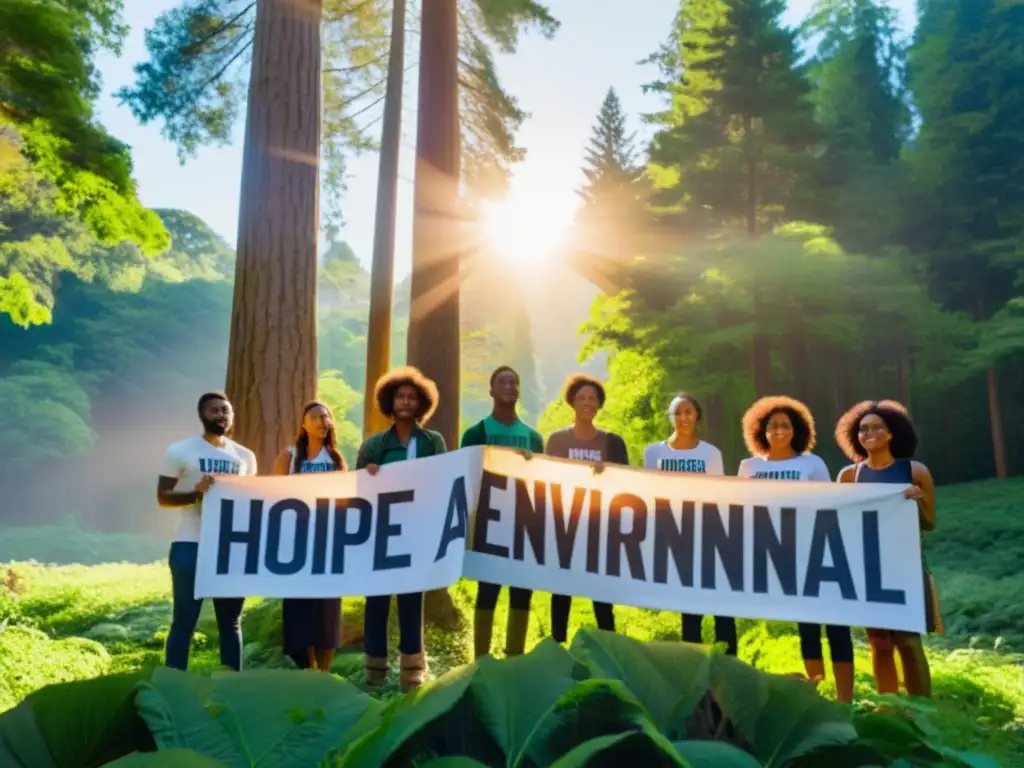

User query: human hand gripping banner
[195,446,926,633]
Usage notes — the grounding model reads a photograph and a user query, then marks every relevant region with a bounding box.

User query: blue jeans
[166,541,245,671]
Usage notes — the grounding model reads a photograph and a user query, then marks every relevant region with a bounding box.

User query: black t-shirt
[545,427,630,466]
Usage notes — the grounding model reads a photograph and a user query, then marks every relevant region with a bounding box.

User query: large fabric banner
[196,446,926,633]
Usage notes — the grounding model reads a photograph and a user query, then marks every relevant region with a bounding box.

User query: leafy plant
[0,630,1006,767]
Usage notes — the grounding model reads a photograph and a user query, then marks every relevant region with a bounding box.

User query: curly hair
[742,396,816,456]
[374,366,439,424]
[563,373,606,408]
[835,400,918,461]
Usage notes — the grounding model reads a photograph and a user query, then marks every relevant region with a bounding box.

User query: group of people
[157,364,941,703]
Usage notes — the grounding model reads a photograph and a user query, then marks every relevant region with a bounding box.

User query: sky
[93,0,917,280]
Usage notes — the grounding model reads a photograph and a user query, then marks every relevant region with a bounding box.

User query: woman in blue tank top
[835,400,941,698]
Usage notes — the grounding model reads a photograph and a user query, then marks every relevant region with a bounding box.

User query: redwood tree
[224,0,324,468]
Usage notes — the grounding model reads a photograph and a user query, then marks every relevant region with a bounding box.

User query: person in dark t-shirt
[545,374,629,643]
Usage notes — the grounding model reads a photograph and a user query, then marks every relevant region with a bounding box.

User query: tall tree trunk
[744,114,771,396]
[406,0,461,449]
[407,0,463,631]
[987,366,1007,479]
[225,0,323,470]
[363,0,406,437]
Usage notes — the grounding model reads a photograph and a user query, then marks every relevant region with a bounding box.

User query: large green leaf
[468,639,583,766]
[672,740,762,767]
[30,670,155,768]
[709,656,856,765]
[567,628,711,738]
[102,748,224,766]
[336,663,481,767]
[0,700,57,768]
[523,678,662,766]
[136,668,381,767]
[416,759,492,767]
[551,723,689,767]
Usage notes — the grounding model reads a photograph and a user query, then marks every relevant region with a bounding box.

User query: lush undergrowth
[0,480,1022,765]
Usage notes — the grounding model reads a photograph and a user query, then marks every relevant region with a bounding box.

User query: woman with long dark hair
[836,400,941,698]
[271,400,347,673]
[738,396,853,702]
[356,366,447,691]
[642,393,736,655]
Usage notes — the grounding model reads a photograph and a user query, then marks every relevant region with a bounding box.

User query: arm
[271,450,292,476]
[530,429,545,455]
[911,461,936,531]
[736,459,751,478]
[460,423,483,448]
[812,456,832,482]
[837,465,856,484]
[708,448,725,477]
[156,446,202,507]
[431,430,448,455]
[355,440,371,470]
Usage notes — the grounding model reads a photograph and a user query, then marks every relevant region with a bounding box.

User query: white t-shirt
[160,435,258,542]
[285,445,336,474]
[737,454,831,482]
[642,440,724,476]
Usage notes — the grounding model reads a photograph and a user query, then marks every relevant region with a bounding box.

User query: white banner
[196,446,926,632]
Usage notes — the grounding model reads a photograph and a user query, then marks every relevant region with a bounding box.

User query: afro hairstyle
[374,366,439,424]
[563,373,606,408]
[834,399,918,461]
[741,395,816,456]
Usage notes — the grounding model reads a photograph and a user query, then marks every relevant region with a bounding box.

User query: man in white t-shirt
[157,391,257,671]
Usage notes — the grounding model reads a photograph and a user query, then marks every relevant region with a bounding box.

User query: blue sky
[93,0,916,280]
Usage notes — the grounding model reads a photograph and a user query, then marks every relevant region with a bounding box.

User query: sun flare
[478,194,574,267]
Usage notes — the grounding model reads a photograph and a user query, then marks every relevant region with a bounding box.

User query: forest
[2,0,1024,765]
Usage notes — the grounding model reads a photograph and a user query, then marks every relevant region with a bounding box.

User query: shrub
[0,630,1001,768]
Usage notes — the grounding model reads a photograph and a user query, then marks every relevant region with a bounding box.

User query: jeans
[681,613,738,656]
[364,593,424,657]
[476,582,532,611]
[166,541,244,671]
[550,594,615,643]
[798,623,854,662]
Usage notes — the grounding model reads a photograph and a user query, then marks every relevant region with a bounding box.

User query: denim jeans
[363,592,424,658]
[165,541,245,671]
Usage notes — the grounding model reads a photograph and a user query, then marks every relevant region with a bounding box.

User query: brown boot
[400,651,428,692]
[364,654,388,687]
[505,609,530,657]
[474,608,495,659]
[832,661,854,704]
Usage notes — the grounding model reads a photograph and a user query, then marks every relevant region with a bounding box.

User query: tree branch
[181,2,256,57]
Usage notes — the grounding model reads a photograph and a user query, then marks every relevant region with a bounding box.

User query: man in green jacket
[356,366,447,691]
[460,365,544,659]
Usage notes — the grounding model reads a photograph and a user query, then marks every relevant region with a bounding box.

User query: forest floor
[0,478,1022,765]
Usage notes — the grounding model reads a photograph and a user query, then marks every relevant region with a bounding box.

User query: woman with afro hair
[356,366,447,692]
[737,396,853,703]
[835,400,940,699]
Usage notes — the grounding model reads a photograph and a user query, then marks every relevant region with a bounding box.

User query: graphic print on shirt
[198,457,242,475]
[658,457,707,473]
[568,447,603,461]
[751,469,801,480]
[489,433,532,449]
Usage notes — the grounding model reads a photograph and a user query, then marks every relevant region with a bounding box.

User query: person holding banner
[271,400,347,673]
[356,367,447,691]
[545,373,629,643]
[157,392,257,672]
[737,396,854,703]
[836,400,940,699]
[642,394,737,656]
[460,365,545,659]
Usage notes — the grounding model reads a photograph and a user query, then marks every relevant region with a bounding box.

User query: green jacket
[356,424,447,468]
[459,418,544,453]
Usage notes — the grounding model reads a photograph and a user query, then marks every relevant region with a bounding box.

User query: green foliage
[645,0,820,232]
[0,632,1009,766]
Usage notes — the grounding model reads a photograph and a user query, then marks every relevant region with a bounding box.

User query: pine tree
[572,88,649,287]
[646,0,820,237]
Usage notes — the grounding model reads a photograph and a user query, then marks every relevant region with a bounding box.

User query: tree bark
[406,0,461,450]
[987,365,1007,479]
[743,113,772,397]
[225,0,323,470]
[407,0,463,631]
[363,0,406,437]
